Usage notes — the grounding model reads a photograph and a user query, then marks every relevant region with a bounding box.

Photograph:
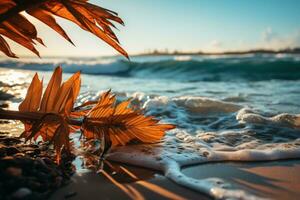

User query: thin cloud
[258,27,300,50]
[205,40,223,52]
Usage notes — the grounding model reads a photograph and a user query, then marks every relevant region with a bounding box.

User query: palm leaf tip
[82,91,176,146]
[0,0,128,58]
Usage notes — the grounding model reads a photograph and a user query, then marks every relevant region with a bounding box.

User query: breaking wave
[1,54,300,81]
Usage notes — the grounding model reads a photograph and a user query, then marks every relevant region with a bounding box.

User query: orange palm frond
[82,91,175,147]
[19,73,43,112]
[19,66,81,162]
[0,0,128,58]
[16,68,174,163]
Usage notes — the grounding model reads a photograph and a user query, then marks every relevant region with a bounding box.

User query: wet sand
[50,159,300,200]
[183,159,300,200]
[50,162,209,200]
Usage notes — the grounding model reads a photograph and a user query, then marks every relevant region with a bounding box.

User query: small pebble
[64,191,77,199]
[0,103,9,108]
[6,147,20,155]
[5,167,22,177]
[55,176,63,187]
[203,151,209,157]
[11,188,32,199]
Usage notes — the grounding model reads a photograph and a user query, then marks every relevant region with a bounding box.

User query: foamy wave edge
[108,138,300,200]
[105,96,300,200]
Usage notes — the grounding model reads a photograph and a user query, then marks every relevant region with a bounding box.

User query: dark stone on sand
[0,133,75,200]
[27,180,42,190]
[35,157,49,169]
[14,157,35,168]
[0,119,10,124]
[6,147,21,156]
[64,191,77,199]
[36,171,50,180]
[5,167,22,177]
[14,152,26,157]
[0,91,14,100]
[203,151,209,157]
[0,145,6,157]
[54,176,63,187]
[1,156,18,167]
[11,187,32,199]
[42,157,55,165]
[0,137,21,145]
[0,102,9,108]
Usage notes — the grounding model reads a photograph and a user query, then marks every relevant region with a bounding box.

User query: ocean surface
[1,54,300,199]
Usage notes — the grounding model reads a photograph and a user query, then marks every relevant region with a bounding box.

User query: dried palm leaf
[82,91,175,161]
[19,66,81,162]
[0,0,128,58]
[16,68,175,163]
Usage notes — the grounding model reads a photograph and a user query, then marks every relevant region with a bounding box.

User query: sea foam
[106,95,300,200]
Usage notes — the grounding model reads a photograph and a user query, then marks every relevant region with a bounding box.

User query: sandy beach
[50,162,210,200]
[183,159,300,200]
[50,159,300,200]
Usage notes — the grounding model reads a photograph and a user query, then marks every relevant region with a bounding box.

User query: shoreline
[183,159,300,199]
[133,47,300,57]
[1,117,300,200]
[50,159,300,200]
[50,162,211,200]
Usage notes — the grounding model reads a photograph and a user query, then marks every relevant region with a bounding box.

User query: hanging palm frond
[0,0,128,58]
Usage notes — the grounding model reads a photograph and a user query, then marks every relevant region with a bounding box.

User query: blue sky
[9,0,300,57]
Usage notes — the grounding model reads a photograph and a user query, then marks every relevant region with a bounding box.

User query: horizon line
[1,47,299,59]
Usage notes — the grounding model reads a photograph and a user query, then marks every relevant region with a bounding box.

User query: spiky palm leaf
[82,91,175,146]
[0,0,128,58]
[17,68,175,163]
[19,66,81,162]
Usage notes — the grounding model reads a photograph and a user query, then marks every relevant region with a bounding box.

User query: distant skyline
[5,0,300,57]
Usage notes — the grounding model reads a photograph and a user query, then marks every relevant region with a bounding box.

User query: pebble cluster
[0,132,75,200]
